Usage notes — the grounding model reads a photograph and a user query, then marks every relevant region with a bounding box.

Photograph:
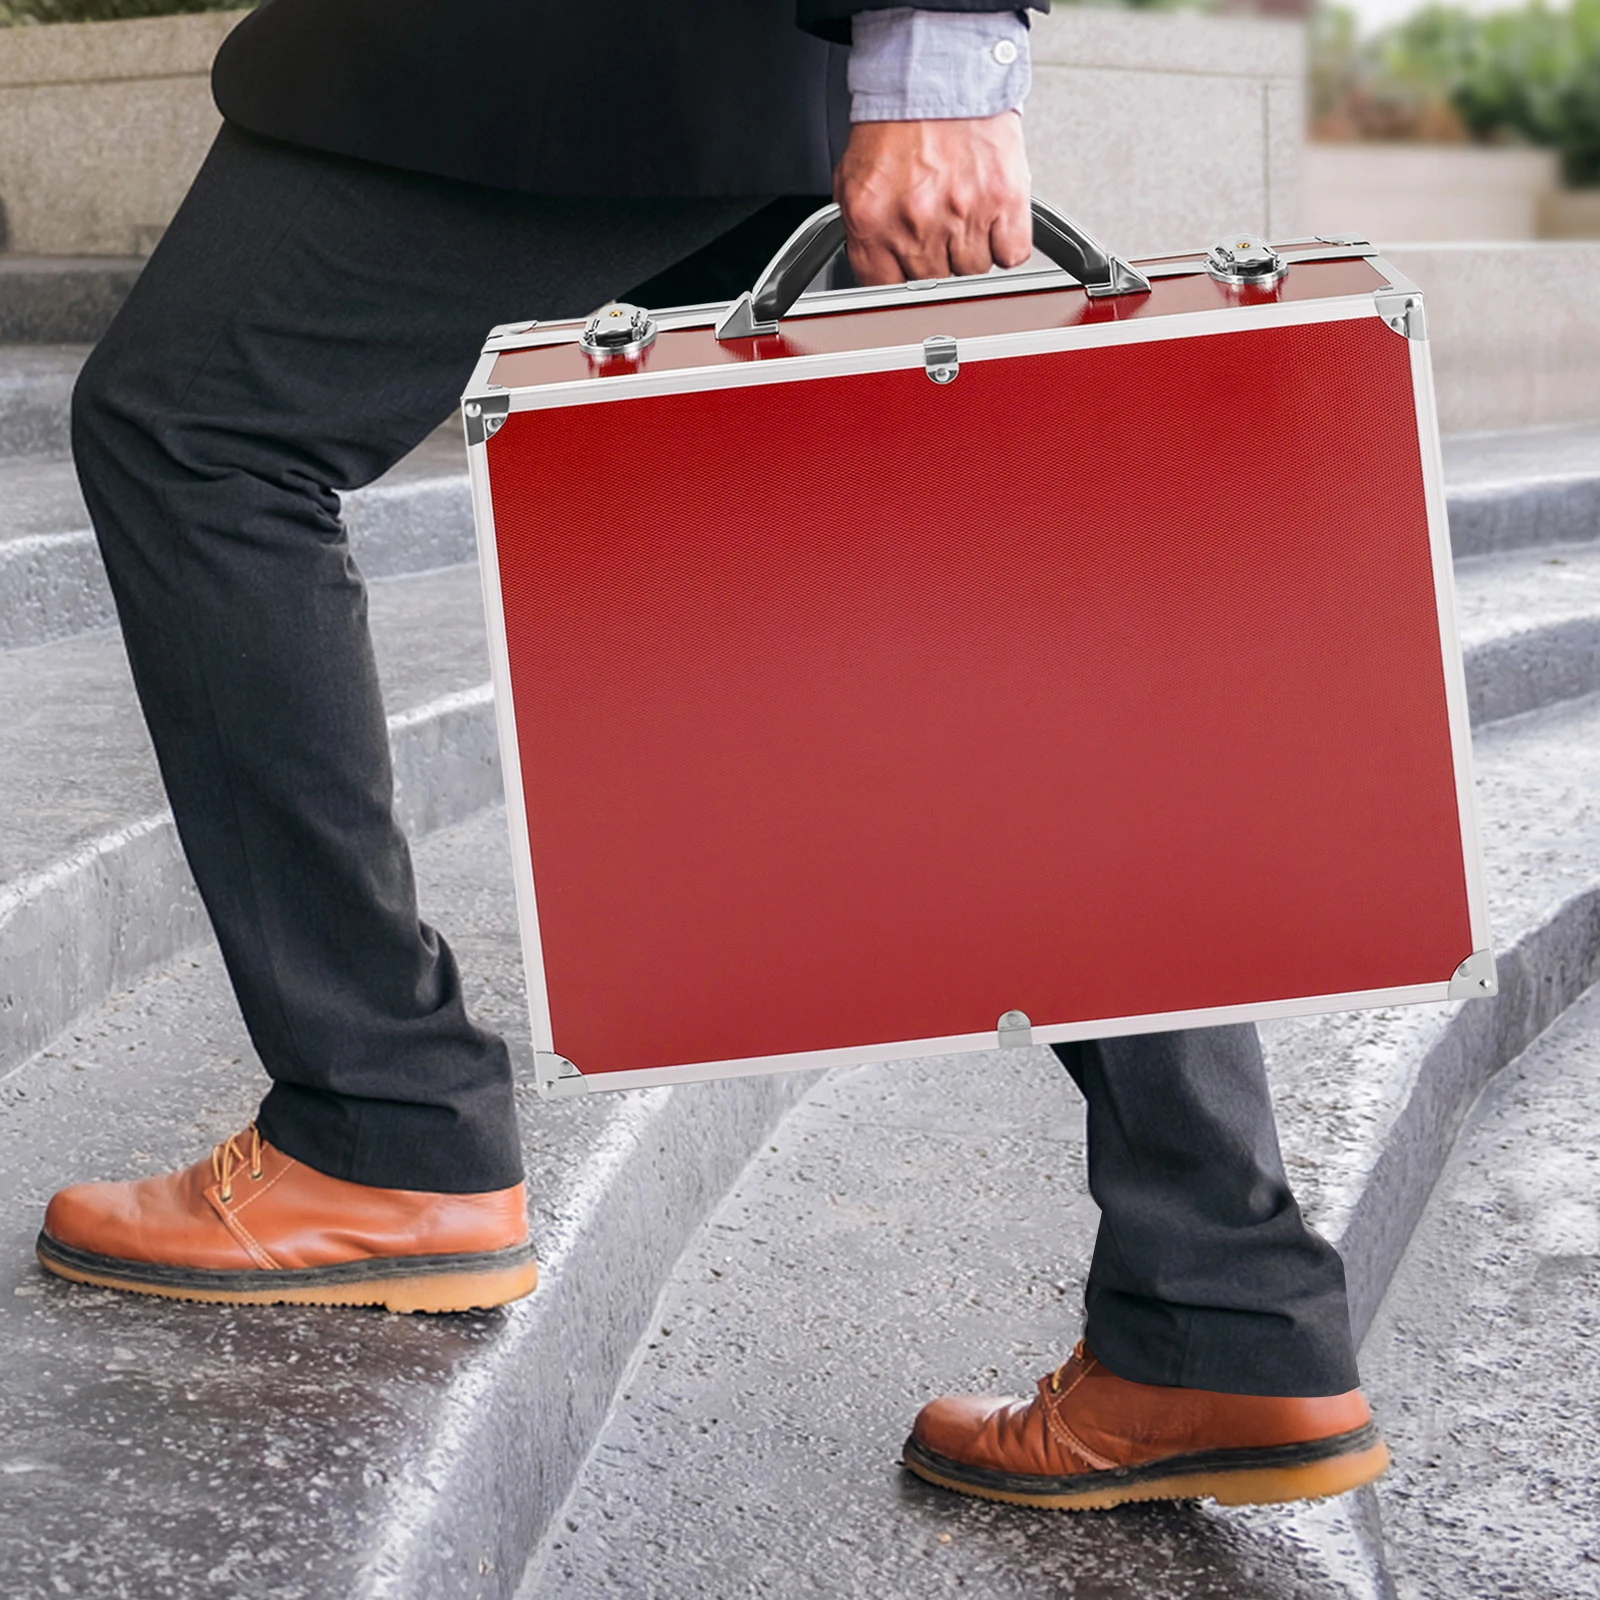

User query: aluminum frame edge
[1398,299,1498,986]
[536,975,1463,1097]
[480,241,1385,355]
[463,419,557,1063]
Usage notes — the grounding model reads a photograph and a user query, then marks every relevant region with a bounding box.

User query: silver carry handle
[714,197,1152,340]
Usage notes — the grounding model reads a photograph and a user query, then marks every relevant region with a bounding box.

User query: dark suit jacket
[211,1,1043,198]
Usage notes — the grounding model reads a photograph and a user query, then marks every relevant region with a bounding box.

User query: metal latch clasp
[1206,234,1286,289]
[924,334,959,384]
[580,302,657,360]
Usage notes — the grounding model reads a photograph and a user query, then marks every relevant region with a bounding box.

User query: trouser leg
[1052,1026,1359,1397]
[72,121,819,1191]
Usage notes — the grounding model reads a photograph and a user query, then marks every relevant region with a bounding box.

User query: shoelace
[210,1124,265,1204]
[1047,1339,1090,1394]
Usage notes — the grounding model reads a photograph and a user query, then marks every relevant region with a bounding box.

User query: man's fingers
[947,223,996,279]
[846,209,952,283]
[895,238,955,281]
[884,194,955,281]
[834,115,1032,285]
[990,191,1034,271]
[846,236,909,287]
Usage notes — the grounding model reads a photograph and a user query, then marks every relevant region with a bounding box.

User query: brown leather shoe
[904,1342,1388,1510]
[36,1125,538,1313]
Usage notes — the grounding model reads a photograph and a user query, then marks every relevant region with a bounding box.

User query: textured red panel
[486,314,1471,1074]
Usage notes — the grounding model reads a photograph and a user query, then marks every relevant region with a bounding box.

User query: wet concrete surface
[1363,982,1600,1600]
[1258,689,1600,1340]
[523,1055,1394,1600]
[0,806,814,1600]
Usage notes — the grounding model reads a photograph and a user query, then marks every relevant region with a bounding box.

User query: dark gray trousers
[72,124,1357,1396]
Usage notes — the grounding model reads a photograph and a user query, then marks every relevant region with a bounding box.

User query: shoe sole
[34,1231,538,1314]
[902,1423,1389,1511]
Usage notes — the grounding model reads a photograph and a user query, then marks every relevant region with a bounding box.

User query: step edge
[0,683,500,1079]
[360,1068,820,1600]
[0,478,476,649]
[1344,878,1600,1344]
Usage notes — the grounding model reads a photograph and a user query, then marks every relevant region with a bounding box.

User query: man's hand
[833,112,1032,286]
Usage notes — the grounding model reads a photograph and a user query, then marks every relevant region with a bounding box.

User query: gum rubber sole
[902,1434,1390,1511]
[35,1234,539,1314]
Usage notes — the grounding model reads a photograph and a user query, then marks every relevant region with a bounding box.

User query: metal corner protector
[1375,288,1428,341]
[1447,949,1498,1000]
[462,392,510,447]
[534,1051,584,1099]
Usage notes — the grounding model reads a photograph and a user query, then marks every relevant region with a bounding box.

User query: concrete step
[0,257,143,346]
[1259,686,1600,1344]
[1441,424,1600,558]
[0,803,818,1600]
[1455,537,1600,723]
[1360,978,1600,1600]
[0,345,83,460]
[0,429,474,650]
[0,562,499,1079]
[1,447,1596,730]
[527,1077,1394,1600]
[525,688,1600,1598]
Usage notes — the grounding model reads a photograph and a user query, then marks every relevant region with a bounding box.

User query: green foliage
[1316,0,1600,185]
[1448,0,1600,182]
[1312,3,1472,139]
[0,0,242,23]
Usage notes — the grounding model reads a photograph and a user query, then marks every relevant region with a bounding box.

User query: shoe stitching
[227,1155,294,1218]
[1057,1355,1094,1401]
[216,1159,298,1270]
[1040,1388,1119,1471]
[206,1185,280,1270]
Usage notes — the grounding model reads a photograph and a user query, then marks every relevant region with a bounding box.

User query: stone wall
[1388,241,1600,433]
[1028,8,1304,257]
[0,10,241,257]
[1303,144,1562,244]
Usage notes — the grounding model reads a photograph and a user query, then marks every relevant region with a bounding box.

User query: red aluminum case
[461,228,1494,1099]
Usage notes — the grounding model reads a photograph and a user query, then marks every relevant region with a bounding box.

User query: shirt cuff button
[992,39,1019,65]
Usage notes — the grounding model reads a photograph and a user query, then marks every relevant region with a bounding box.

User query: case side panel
[465,430,558,1064]
[1405,318,1497,982]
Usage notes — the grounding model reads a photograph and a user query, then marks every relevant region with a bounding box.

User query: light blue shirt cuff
[848,8,1032,123]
